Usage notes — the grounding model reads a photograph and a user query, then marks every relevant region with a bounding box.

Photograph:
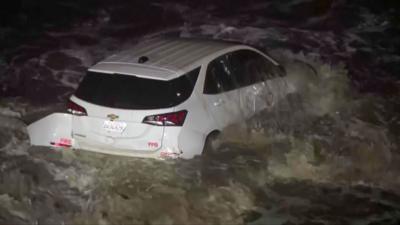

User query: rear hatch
[69,68,199,152]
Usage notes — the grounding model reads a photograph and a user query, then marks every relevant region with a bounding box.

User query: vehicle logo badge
[107,114,119,121]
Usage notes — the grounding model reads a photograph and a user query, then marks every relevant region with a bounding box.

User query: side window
[203,54,236,94]
[230,50,278,87]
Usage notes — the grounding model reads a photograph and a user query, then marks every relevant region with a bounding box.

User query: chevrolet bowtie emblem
[107,114,119,121]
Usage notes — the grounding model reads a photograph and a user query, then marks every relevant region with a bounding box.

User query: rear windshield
[75,67,200,109]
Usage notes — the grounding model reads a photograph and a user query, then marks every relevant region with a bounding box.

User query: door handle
[213,99,225,106]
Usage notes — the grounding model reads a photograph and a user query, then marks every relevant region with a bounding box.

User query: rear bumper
[73,144,168,159]
[72,126,184,159]
[72,126,206,159]
[27,113,203,159]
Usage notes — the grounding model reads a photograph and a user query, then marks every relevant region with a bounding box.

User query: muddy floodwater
[1,0,400,224]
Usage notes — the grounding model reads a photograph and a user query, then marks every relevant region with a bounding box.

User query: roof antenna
[138,56,149,64]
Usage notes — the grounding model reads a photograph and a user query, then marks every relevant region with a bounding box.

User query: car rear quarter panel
[173,64,216,158]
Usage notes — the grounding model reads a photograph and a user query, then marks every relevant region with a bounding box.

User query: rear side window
[203,55,237,94]
[75,67,200,109]
[230,50,278,87]
[203,49,281,94]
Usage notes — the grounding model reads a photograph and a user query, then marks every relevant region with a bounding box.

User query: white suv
[28,38,287,159]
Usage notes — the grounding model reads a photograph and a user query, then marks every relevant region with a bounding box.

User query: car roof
[88,38,248,81]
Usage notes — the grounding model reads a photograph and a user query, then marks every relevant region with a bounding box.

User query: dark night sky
[1,0,400,27]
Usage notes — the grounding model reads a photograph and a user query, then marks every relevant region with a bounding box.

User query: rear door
[70,99,168,152]
[203,54,241,129]
[70,69,199,152]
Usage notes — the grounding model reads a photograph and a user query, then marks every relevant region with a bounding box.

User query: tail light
[67,99,87,116]
[142,110,187,126]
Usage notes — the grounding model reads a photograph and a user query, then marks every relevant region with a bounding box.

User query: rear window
[75,67,200,109]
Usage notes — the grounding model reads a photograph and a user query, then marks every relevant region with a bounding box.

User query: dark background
[1,0,400,50]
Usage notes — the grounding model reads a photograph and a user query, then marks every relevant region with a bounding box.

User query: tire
[202,131,221,156]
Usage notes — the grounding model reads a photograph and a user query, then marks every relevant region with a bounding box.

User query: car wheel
[202,131,221,156]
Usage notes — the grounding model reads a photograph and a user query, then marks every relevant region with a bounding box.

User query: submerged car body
[28,38,288,159]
